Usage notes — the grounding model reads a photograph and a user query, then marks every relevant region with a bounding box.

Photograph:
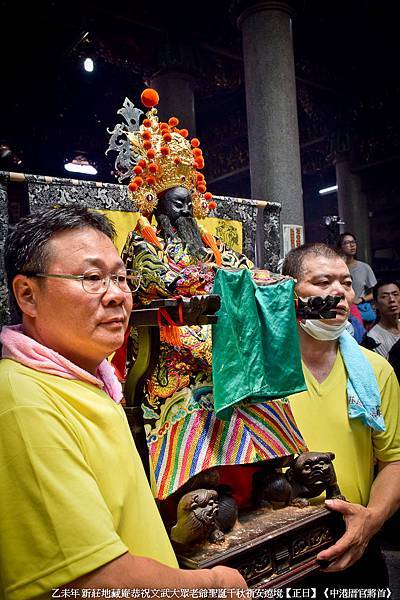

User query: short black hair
[282,243,343,281]
[5,204,116,318]
[337,231,357,248]
[373,279,400,302]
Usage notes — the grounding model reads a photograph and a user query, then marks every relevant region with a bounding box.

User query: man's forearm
[366,461,400,536]
[316,461,400,571]
[64,552,247,591]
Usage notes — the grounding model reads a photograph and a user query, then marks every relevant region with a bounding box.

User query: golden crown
[126,89,216,218]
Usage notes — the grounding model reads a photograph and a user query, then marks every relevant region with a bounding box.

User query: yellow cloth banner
[98,210,243,255]
[202,217,242,253]
[97,210,140,254]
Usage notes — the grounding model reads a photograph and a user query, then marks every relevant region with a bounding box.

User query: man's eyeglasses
[23,269,141,294]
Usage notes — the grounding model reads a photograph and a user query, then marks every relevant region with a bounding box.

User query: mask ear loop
[293,289,300,319]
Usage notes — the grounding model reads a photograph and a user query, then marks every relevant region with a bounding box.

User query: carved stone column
[235,0,304,263]
[150,72,196,136]
[149,37,197,136]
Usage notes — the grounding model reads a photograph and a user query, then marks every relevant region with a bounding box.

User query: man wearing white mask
[282,244,400,588]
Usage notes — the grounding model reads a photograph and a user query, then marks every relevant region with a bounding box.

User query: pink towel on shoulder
[0,324,123,404]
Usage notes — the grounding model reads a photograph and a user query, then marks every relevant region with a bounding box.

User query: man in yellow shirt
[283,243,400,587]
[0,205,245,600]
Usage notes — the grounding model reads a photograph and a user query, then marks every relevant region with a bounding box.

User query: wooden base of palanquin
[175,504,344,589]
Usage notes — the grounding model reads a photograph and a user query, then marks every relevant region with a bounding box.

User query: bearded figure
[109,89,310,545]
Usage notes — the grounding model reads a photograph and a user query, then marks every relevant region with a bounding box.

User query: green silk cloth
[212,269,306,420]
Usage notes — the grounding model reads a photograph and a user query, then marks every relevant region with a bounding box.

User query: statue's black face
[157,186,193,224]
[155,185,205,256]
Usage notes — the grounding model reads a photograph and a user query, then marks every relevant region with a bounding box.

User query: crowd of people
[337,231,400,378]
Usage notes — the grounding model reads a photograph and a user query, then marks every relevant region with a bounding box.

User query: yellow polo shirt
[0,359,178,600]
[290,348,400,506]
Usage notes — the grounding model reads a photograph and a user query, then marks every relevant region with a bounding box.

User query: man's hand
[318,461,400,572]
[316,498,375,572]
[210,565,247,589]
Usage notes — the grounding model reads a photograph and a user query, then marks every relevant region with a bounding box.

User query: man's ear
[12,275,39,317]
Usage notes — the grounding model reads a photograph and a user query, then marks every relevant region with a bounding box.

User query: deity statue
[108,89,343,549]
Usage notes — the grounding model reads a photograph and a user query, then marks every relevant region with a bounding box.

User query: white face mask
[299,319,349,341]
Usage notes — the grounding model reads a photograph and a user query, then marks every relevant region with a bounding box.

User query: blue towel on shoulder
[339,330,385,431]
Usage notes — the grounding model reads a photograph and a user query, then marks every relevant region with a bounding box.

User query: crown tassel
[197,222,222,266]
[158,305,184,347]
[135,215,163,250]
[160,325,182,347]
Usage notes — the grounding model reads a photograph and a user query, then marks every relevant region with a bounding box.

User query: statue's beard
[157,213,206,259]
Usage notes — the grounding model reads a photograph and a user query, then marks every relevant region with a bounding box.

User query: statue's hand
[252,271,293,286]
[181,296,209,324]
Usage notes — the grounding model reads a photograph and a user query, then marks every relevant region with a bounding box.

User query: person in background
[347,311,366,343]
[346,302,366,343]
[0,205,246,599]
[282,243,400,588]
[338,232,377,305]
[366,280,400,359]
